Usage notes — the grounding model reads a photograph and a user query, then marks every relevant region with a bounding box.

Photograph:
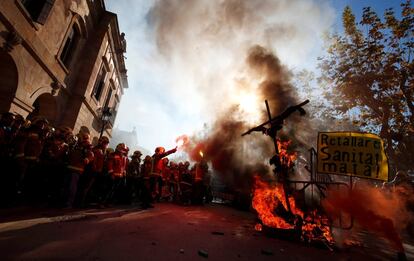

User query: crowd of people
[0,112,212,209]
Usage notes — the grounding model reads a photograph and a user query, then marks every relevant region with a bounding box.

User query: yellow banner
[317,132,388,181]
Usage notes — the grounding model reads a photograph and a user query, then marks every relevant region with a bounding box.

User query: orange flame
[199,150,204,158]
[301,210,334,244]
[175,135,189,149]
[253,176,334,244]
[252,176,303,229]
[252,139,334,245]
[277,139,297,168]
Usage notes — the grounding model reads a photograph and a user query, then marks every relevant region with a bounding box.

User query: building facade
[0,0,128,138]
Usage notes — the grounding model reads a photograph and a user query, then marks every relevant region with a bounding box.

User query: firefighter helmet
[132,150,142,158]
[155,147,165,154]
[31,117,49,126]
[116,143,127,153]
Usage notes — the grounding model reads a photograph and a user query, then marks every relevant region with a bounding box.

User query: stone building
[0,0,128,138]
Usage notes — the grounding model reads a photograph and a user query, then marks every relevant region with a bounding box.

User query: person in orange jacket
[22,117,50,202]
[151,146,177,201]
[103,143,128,206]
[0,113,17,206]
[140,155,154,208]
[64,132,94,208]
[79,136,109,207]
[41,128,69,206]
[127,150,143,203]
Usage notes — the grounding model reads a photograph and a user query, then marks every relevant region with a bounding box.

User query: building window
[59,25,80,68]
[104,88,113,108]
[92,66,107,101]
[21,0,55,25]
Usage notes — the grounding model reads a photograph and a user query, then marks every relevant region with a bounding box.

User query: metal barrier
[286,147,354,230]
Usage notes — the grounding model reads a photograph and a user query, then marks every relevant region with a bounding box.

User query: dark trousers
[127,177,141,202]
[64,171,81,207]
[141,177,152,207]
[95,174,109,203]
[23,160,42,203]
[46,164,65,207]
[103,177,123,205]
[150,176,163,201]
[79,171,99,207]
[0,155,15,207]
[192,181,205,205]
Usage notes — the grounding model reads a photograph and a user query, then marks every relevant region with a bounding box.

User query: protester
[0,112,215,210]
[103,143,128,206]
[64,132,94,208]
[79,136,109,207]
[151,146,177,201]
[127,150,142,203]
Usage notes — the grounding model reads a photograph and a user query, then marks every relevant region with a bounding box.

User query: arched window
[21,0,55,25]
[59,25,80,68]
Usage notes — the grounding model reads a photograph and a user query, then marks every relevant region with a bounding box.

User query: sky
[105,0,404,153]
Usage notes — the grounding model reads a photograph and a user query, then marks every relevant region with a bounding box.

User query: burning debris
[252,161,334,247]
[252,176,302,230]
[244,99,335,248]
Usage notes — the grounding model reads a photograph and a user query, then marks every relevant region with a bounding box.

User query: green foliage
[319,0,414,170]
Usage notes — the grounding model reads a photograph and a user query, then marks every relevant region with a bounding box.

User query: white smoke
[148,0,335,129]
[106,0,335,151]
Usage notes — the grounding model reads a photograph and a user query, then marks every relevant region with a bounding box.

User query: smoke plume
[322,184,411,252]
[179,45,308,191]
[147,0,333,188]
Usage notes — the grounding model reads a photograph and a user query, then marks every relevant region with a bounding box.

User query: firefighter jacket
[195,161,208,182]
[12,128,26,160]
[67,143,94,174]
[141,161,152,180]
[107,152,128,179]
[24,129,45,161]
[92,146,106,173]
[127,159,141,178]
[161,166,170,181]
[41,138,68,165]
[0,125,14,158]
[170,168,180,183]
[152,148,177,174]
[194,163,204,182]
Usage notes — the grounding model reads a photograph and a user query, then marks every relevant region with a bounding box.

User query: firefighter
[11,118,30,200]
[0,112,15,149]
[64,132,94,208]
[192,160,208,205]
[103,143,128,206]
[203,162,213,203]
[6,114,26,204]
[127,150,142,203]
[0,113,16,206]
[79,136,109,207]
[168,161,180,202]
[151,146,177,201]
[22,117,49,202]
[160,158,171,200]
[139,155,153,208]
[179,161,193,205]
[41,128,69,206]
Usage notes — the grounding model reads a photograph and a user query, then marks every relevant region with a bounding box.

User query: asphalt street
[0,203,412,260]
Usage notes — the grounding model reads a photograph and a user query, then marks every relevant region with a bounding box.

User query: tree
[319,1,414,171]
